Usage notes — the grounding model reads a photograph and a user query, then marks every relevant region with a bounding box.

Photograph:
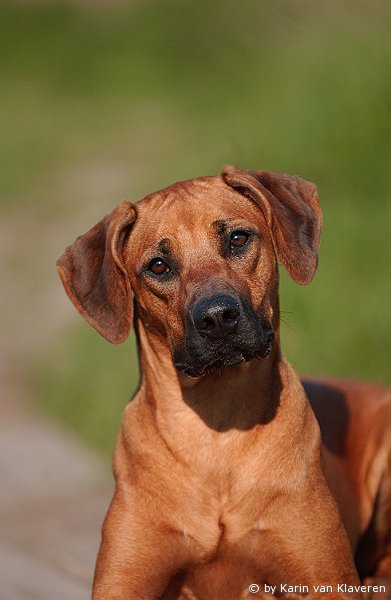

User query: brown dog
[57,166,391,599]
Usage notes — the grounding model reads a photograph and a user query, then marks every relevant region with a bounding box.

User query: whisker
[280,317,300,337]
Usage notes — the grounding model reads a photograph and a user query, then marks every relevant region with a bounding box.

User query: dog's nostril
[223,308,240,323]
[199,316,215,330]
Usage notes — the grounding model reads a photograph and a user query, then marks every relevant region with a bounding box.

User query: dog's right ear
[56,201,137,344]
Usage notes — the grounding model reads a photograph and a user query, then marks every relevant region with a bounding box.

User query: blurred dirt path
[0,412,111,600]
[0,180,122,598]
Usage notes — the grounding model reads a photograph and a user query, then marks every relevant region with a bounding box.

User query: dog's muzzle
[174,293,274,378]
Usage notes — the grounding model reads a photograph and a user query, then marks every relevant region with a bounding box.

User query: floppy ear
[56,201,137,343]
[221,165,322,284]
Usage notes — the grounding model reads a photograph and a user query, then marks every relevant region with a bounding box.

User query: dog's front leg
[92,490,188,600]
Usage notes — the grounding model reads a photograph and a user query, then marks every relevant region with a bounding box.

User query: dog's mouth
[180,343,273,380]
[174,304,275,380]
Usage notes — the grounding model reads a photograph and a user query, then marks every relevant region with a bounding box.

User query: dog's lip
[180,350,265,379]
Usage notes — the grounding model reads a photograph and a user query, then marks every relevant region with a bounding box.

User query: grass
[2,0,390,457]
[35,327,139,456]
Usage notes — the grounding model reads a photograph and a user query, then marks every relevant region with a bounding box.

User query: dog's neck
[134,319,288,433]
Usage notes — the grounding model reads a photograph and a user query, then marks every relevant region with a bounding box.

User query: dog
[57,166,391,599]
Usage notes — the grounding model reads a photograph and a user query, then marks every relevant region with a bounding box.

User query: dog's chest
[166,463,316,598]
[163,460,279,566]
[167,523,309,600]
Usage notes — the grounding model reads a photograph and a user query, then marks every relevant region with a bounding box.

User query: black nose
[192,295,240,339]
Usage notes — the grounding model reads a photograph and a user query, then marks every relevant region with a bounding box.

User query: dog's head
[57,166,322,378]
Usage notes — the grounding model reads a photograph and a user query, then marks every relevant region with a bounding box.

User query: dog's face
[124,177,277,377]
[57,166,322,378]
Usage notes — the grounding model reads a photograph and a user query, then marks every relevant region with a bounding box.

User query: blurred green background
[1,0,390,458]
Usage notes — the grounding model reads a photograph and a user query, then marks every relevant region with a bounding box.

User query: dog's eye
[148,258,170,275]
[230,230,250,251]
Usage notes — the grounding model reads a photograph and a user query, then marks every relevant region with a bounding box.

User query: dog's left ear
[57,201,137,343]
[221,165,322,284]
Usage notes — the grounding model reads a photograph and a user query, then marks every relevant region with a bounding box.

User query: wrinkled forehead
[130,175,261,249]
